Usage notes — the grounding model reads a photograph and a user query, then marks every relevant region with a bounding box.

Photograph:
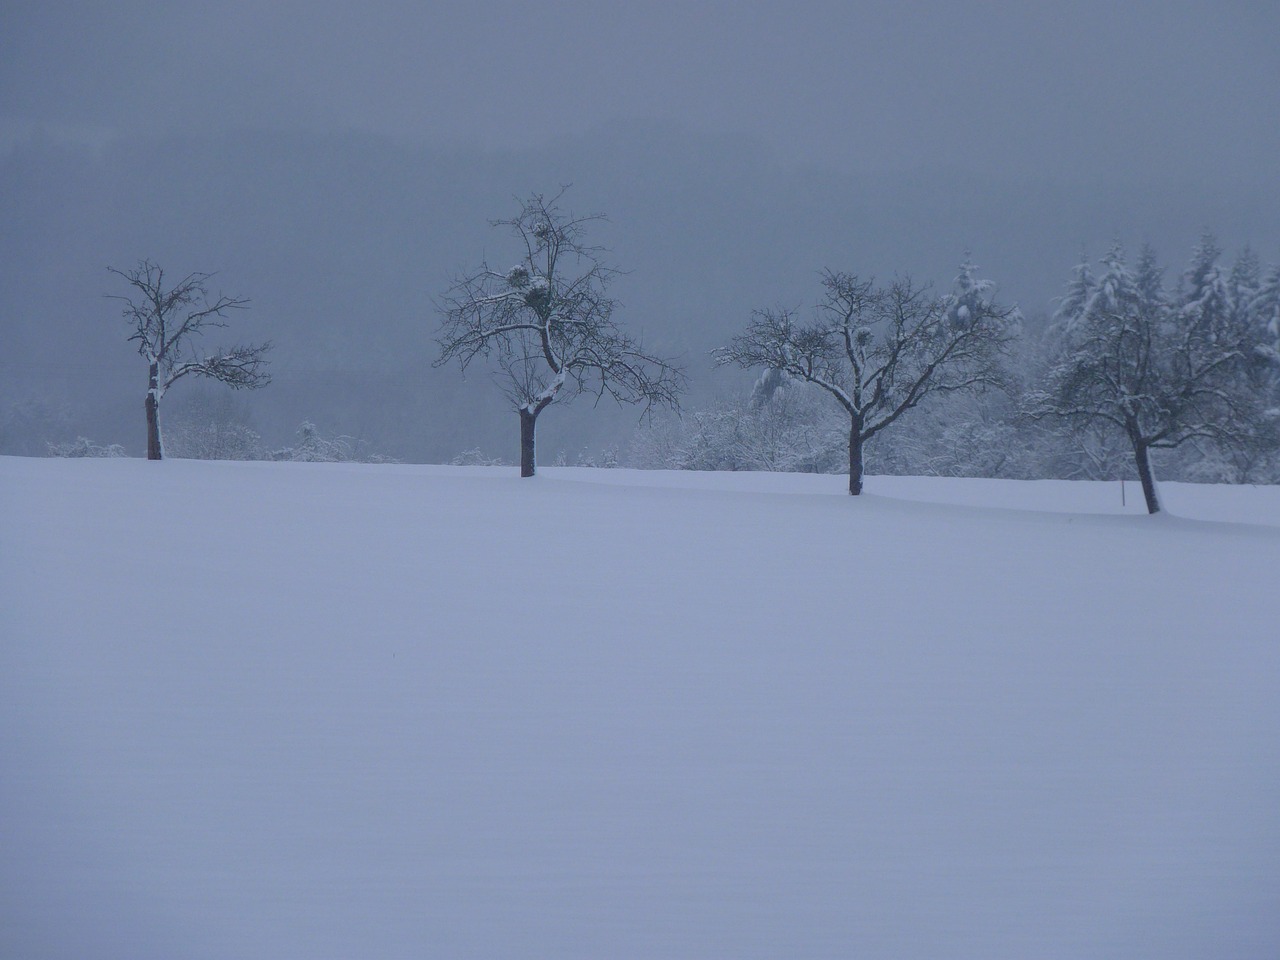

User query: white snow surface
[2,456,1278,959]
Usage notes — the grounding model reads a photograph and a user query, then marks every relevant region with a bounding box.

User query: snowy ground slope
[2,457,1278,960]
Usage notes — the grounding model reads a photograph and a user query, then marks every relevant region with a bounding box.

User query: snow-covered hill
[3,457,1278,960]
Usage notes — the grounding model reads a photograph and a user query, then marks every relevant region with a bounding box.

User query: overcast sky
[3,0,1278,182]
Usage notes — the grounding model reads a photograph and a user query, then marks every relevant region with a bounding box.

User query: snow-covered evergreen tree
[1049,250,1094,342]
[1248,263,1280,365]
[945,255,1015,332]
[1227,246,1261,331]
[1084,242,1143,326]
[1134,243,1167,314]
[1178,234,1233,340]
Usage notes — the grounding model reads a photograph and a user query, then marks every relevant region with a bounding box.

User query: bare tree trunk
[145,367,163,460]
[519,407,538,478]
[1132,436,1160,514]
[848,420,865,495]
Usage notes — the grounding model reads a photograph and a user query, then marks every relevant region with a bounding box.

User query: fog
[2,2,1278,461]
[6,1,1278,180]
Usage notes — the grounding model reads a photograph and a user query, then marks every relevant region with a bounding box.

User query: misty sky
[4,0,1278,182]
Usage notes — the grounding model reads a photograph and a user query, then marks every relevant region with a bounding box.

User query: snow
[2,456,1279,959]
[530,366,568,407]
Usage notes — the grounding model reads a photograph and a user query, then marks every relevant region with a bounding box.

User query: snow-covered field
[3,456,1278,960]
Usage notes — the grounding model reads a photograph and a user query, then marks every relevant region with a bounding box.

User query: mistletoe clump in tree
[436,191,682,477]
[108,259,271,460]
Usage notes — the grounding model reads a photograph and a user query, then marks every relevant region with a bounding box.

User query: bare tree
[718,269,1015,494]
[1028,286,1258,514]
[436,191,682,476]
[108,260,271,459]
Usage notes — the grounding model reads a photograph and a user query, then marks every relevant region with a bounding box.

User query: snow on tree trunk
[519,407,538,478]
